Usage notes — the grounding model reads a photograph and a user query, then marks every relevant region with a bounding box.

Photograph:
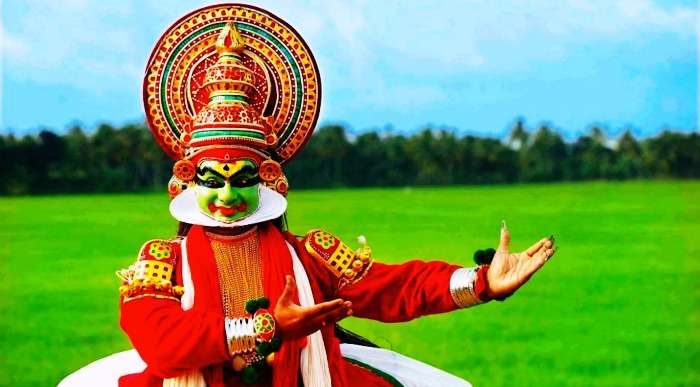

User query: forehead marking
[199,160,253,178]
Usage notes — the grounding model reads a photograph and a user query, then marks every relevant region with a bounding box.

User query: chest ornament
[225,296,281,384]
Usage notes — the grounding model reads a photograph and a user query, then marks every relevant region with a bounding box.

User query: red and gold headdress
[143,4,321,197]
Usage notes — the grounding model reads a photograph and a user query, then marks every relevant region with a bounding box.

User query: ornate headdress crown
[186,23,276,156]
[143,4,321,197]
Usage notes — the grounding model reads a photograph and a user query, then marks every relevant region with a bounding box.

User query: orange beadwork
[275,177,289,196]
[173,159,196,181]
[208,228,264,317]
[259,160,282,182]
[258,158,288,196]
[232,355,246,372]
[167,175,191,199]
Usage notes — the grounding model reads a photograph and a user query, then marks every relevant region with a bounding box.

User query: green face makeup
[194,159,261,222]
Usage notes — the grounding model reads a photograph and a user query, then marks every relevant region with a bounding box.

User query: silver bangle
[224,317,257,356]
[449,267,482,308]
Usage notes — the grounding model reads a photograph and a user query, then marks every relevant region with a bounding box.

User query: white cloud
[0,26,28,58]
[247,0,696,93]
[3,0,138,89]
[616,0,696,32]
[6,0,694,75]
[2,0,695,126]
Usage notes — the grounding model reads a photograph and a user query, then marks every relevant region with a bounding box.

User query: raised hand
[274,275,353,340]
[485,221,556,299]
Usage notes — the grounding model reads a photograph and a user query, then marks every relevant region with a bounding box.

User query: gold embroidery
[208,227,264,318]
[119,239,184,303]
[133,260,174,282]
[304,230,373,287]
[146,241,173,260]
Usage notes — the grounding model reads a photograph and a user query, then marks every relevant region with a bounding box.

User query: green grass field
[0,181,698,386]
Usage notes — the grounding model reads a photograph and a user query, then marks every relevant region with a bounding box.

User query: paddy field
[0,181,698,386]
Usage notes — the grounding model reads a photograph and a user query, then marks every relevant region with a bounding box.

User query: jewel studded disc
[143,3,321,163]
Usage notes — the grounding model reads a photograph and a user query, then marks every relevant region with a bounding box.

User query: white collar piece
[169,184,287,227]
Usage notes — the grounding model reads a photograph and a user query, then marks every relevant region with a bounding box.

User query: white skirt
[57,344,471,387]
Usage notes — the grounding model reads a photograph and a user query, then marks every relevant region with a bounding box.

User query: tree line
[0,120,698,195]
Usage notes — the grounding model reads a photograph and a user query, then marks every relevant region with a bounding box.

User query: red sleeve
[289,230,464,323]
[120,296,230,378]
[118,239,229,378]
[336,260,461,322]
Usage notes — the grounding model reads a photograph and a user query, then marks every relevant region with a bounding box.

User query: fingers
[525,237,552,257]
[520,241,557,279]
[530,245,556,268]
[277,275,297,305]
[540,236,556,262]
[532,248,549,267]
[498,220,510,253]
[309,301,353,328]
[296,300,352,337]
[492,240,557,299]
[305,298,347,316]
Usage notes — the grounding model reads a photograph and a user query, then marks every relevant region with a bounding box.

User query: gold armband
[117,239,184,302]
[304,229,373,287]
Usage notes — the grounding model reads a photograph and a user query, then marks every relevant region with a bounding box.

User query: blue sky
[1,0,697,138]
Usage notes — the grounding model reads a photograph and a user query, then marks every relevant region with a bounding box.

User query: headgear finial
[216,22,245,55]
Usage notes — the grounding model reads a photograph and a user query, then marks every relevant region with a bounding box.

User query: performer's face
[194,159,260,222]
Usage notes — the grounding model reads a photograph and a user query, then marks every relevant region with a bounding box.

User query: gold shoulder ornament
[117,239,185,302]
[303,230,373,288]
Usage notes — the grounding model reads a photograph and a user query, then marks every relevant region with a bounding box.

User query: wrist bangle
[449,267,483,308]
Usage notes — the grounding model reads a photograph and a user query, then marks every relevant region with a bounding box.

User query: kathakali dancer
[59,4,556,387]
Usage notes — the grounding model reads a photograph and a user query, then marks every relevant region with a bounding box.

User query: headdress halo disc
[143,3,321,163]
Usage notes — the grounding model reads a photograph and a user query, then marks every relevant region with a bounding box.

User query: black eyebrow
[196,165,258,180]
[235,165,258,176]
[196,166,225,179]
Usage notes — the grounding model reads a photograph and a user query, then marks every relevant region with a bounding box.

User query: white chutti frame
[169,184,287,228]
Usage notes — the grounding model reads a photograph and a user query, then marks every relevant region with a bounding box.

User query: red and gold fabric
[292,230,463,322]
[117,240,184,302]
[118,222,472,387]
[303,229,373,288]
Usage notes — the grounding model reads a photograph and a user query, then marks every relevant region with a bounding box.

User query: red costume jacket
[119,222,462,387]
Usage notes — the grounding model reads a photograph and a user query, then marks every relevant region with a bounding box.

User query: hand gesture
[274,275,353,340]
[486,222,556,299]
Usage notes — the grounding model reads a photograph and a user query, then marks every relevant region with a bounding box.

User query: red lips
[208,202,247,216]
